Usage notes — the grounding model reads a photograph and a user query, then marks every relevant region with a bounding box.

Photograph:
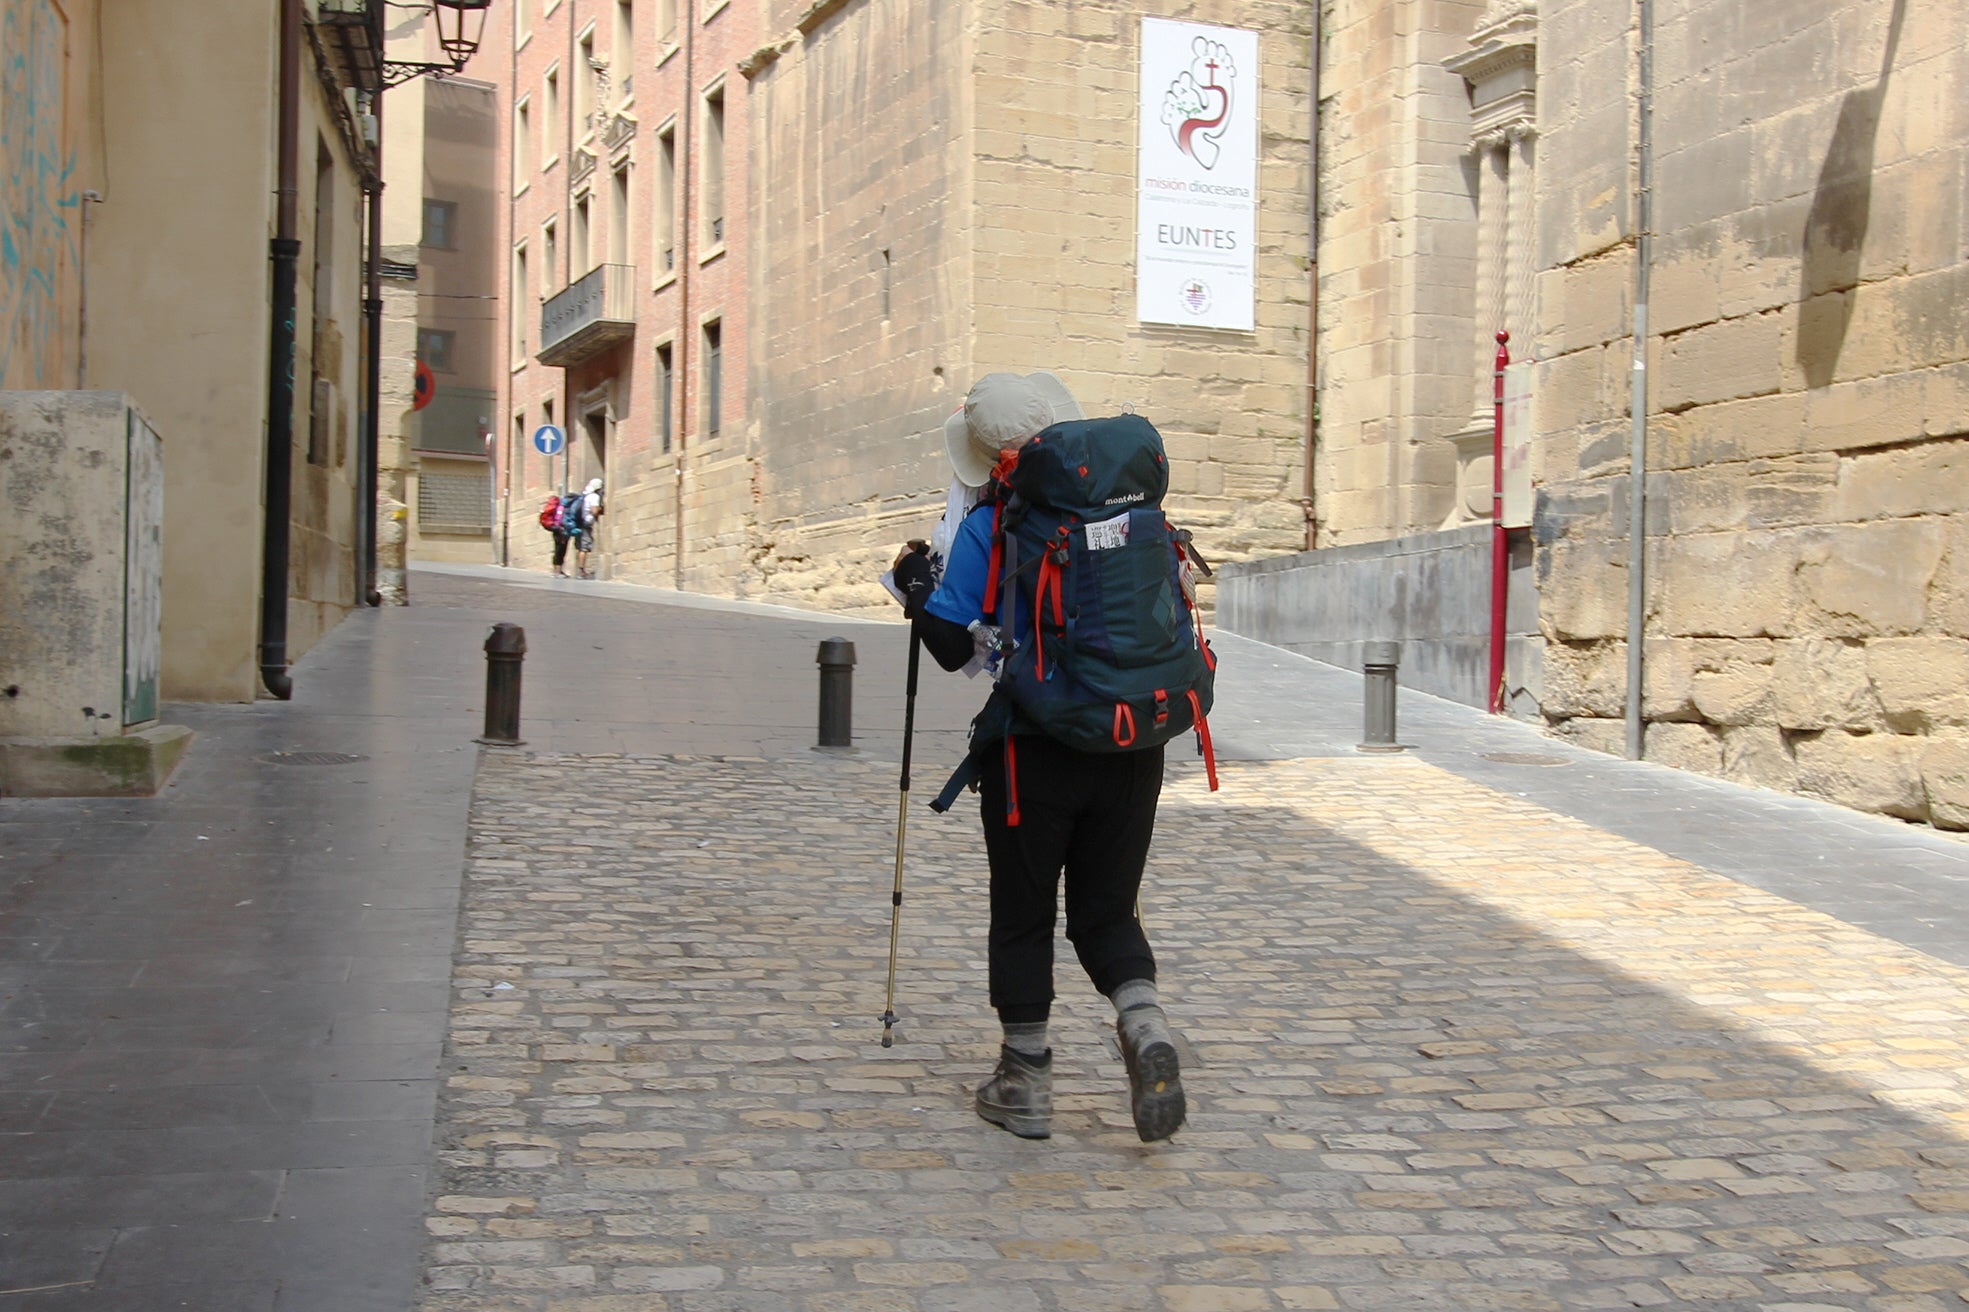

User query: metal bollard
[816,637,856,749]
[1357,639,1405,753]
[478,622,527,746]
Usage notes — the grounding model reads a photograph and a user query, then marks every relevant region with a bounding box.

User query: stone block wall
[735,0,971,612]
[1315,0,1488,546]
[1534,0,1969,827]
[730,0,1313,615]
[1218,523,1541,712]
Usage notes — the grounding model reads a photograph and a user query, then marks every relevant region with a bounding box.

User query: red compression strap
[1034,553,1063,680]
[1187,690,1219,792]
[1113,703,1137,748]
[983,503,1005,616]
[1004,735,1021,827]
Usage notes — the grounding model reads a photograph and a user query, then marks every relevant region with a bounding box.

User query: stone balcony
[538,263,635,368]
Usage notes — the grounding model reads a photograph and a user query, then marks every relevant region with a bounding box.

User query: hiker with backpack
[890,371,1217,1145]
[539,493,574,576]
[565,478,603,579]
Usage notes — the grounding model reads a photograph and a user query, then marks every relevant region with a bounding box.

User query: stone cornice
[1444,2,1538,89]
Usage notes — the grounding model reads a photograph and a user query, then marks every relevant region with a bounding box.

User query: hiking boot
[1117,1008,1185,1142]
[975,1045,1052,1139]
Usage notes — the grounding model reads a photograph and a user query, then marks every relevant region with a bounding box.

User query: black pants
[979,735,1164,1024]
[551,531,570,567]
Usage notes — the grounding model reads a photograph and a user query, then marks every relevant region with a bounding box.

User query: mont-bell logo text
[1104,491,1148,506]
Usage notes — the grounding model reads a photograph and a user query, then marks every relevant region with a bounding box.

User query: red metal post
[1489,331,1510,715]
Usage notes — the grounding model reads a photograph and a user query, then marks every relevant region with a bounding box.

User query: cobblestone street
[423,743,1969,1311]
[9,567,1966,1312]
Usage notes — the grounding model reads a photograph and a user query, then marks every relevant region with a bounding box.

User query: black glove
[893,542,933,618]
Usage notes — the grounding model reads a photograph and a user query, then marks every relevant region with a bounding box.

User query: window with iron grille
[418,469,491,533]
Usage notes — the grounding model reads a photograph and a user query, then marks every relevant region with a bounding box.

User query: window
[514,98,532,183]
[417,328,456,372]
[654,121,676,273]
[573,193,591,276]
[513,0,528,44]
[655,343,673,453]
[421,199,458,249]
[543,67,560,163]
[513,411,528,488]
[656,0,676,45]
[417,468,492,533]
[702,318,721,438]
[577,30,598,136]
[512,244,529,360]
[609,164,630,266]
[613,0,634,101]
[543,219,559,291]
[701,84,725,248]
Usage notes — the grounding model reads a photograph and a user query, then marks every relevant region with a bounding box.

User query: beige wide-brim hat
[941,371,1085,488]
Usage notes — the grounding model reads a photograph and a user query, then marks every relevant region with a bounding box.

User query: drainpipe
[1624,0,1655,759]
[260,0,302,699]
[77,192,104,386]
[1301,3,1322,550]
[360,94,383,607]
[674,11,696,590]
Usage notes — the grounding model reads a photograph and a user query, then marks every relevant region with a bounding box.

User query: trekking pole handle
[899,625,921,791]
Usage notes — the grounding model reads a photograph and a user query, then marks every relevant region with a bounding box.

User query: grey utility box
[0,391,189,794]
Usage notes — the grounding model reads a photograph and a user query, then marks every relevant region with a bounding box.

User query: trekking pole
[880,625,923,1048]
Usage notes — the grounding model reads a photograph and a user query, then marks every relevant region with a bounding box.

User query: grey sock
[1112,979,1172,1050]
[1002,1020,1049,1058]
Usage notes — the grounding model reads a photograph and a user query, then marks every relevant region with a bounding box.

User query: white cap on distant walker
[941,371,1084,488]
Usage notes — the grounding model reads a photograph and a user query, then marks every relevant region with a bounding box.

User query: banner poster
[1500,360,1535,528]
[1136,16,1260,332]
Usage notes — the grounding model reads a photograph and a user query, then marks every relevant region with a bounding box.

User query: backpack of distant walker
[561,493,588,532]
[539,496,563,531]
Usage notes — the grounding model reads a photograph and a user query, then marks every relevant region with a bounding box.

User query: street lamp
[432,0,491,68]
[382,0,491,88]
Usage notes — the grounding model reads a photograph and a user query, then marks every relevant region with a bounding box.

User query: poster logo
[1160,37,1236,170]
[1180,279,1212,315]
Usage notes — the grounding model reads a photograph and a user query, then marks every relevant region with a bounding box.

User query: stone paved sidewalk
[420,746,1969,1312]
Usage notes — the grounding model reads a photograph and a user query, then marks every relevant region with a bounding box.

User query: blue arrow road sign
[532,424,566,456]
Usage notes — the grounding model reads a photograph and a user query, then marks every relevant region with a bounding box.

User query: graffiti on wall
[1,0,78,389]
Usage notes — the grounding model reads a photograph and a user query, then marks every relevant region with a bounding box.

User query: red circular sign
[413,360,435,411]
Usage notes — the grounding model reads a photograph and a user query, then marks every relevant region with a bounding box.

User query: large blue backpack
[932,414,1219,823]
